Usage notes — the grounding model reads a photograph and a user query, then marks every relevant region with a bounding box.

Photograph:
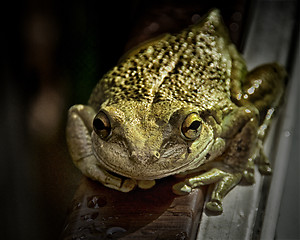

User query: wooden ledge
[61,177,206,239]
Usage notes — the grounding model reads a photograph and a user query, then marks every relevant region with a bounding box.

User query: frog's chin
[93,138,215,181]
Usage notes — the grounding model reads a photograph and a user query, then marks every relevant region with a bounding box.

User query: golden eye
[93,111,111,140]
[181,113,202,140]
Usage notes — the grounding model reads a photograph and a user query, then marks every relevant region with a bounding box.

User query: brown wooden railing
[61,1,298,239]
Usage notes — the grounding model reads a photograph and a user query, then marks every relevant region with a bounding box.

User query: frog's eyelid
[95,109,120,128]
[168,108,200,125]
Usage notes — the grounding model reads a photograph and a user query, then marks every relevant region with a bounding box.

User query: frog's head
[91,100,216,180]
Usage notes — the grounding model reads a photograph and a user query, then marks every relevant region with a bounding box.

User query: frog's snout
[129,150,160,164]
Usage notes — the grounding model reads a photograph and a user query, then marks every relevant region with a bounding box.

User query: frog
[66,9,286,212]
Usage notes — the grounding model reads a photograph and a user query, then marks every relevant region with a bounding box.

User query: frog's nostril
[129,149,160,163]
[153,151,160,160]
[129,151,138,162]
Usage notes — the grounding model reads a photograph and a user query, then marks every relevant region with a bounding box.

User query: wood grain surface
[61,177,206,240]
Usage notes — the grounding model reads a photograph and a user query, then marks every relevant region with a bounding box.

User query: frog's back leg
[229,43,286,118]
[230,53,287,174]
[236,63,286,123]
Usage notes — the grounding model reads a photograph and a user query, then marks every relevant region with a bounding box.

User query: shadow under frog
[61,176,204,239]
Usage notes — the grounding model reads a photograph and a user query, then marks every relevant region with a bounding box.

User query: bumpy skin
[66,9,286,212]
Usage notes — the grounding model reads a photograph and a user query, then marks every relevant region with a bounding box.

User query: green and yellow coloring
[66,9,286,212]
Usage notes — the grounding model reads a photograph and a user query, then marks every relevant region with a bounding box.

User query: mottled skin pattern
[66,9,286,212]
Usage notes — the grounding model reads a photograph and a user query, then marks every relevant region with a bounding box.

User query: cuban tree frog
[66,9,286,212]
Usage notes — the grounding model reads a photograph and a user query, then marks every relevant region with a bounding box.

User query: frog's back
[89,10,234,111]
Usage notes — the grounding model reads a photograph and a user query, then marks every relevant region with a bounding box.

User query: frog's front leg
[173,168,242,212]
[173,106,259,212]
[66,104,137,192]
[174,169,244,212]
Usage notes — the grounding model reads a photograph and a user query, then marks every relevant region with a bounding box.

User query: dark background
[0,0,298,239]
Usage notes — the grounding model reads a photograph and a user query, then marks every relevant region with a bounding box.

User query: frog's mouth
[93,137,215,181]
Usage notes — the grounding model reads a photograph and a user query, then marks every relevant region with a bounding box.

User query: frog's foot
[243,158,255,184]
[137,180,156,190]
[172,168,242,213]
[77,156,137,192]
[257,150,272,175]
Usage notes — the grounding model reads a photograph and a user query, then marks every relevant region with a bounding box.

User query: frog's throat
[92,138,215,181]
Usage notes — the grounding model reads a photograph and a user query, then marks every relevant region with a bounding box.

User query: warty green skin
[66,9,286,212]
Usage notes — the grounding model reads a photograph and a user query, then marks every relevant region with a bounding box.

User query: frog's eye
[181,113,202,140]
[93,111,111,140]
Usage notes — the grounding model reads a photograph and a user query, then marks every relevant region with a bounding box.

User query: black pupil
[93,118,105,131]
[189,120,201,130]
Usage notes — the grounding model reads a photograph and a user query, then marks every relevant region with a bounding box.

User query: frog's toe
[172,182,192,195]
[206,200,223,213]
[257,150,272,175]
[243,169,255,184]
[119,179,137,192]
[258,164,272,175]
[85,164,136,192]
[137,180,156,189]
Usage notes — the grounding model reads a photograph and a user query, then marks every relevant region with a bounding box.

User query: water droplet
[176,231,188,240]
[87,195,107,208]
[159,231,188,240]
[143,22,159,35]
[77,226,86,232]
[62,223,69,232]
[93,222,104,233]
[80,212,99,222]
[141,229,156,235]
[284,131,291,137]
[230,22,239,32]
[106,227,127,238]
[72,201,82,211]
[232,12,242,21]
[191,14,201,23]
[72,233,87,240]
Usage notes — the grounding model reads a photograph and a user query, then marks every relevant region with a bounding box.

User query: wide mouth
[92,137,214,181]
[98,158,190,180]
[94,154,192,180]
